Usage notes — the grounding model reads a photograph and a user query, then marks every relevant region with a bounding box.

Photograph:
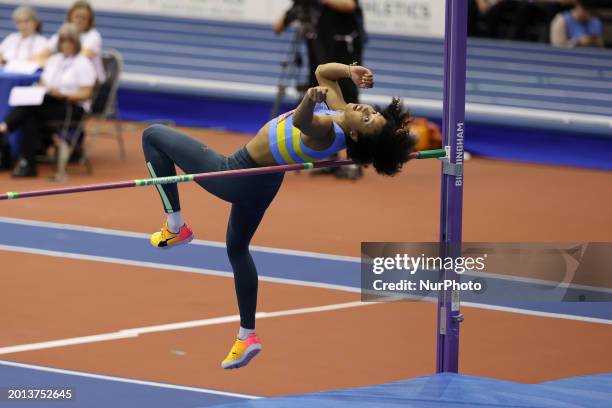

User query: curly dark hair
[345,98,416,176]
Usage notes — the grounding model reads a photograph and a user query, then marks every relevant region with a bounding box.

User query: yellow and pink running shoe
[221,333,262,369]
[150,222,194,249]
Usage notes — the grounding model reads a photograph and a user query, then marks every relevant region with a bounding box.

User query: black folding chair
[86,48,125,160]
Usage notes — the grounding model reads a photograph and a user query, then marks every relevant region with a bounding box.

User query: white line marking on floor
[6,217,610,294]
[461,302,612,325]
[0,243,360,294]
[0,216,361,262]
[0,360,259,399]
[0,301,370,355]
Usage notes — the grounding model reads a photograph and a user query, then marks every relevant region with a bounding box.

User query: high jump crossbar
[0,149,446,201]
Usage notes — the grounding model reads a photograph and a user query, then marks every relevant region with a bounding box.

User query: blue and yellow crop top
[267,102,346,165]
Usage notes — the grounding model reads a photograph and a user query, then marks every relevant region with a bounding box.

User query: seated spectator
[34,1,105,81]
[550,0,604,47]
[0,6,47,65]
[0,23,96,177]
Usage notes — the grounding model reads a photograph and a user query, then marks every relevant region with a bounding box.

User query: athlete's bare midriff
[245,118,337,166]
[245,123,277,166]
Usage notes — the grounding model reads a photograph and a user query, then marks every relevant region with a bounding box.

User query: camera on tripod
[271,0,326,118]
[280,0,322,39]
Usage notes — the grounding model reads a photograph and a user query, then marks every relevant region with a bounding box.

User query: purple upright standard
[436,0,468,373]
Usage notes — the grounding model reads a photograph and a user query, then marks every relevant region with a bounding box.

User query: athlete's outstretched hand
[306,86,328,103]
[349,65,374,89]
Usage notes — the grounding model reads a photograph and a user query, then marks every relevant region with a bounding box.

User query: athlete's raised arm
[315,63,373,110]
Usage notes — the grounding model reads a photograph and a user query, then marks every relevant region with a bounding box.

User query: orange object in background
[410,118,442,151]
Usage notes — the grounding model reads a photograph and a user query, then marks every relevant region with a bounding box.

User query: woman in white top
[0,23,96,177]
[0,6,47,65]
[34,1,105,81]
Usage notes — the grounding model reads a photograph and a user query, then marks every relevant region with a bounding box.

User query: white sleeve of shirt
[76,56,97,87]
[33,35,48,55]
[81,29,102,55]
[0,33,16,55]
[47,33,59,52]
[41,54,60,86]
[0,41,7,58]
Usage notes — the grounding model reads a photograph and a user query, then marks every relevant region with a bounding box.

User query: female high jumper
[142,62,416,369]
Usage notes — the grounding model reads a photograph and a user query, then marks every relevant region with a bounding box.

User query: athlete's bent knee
[142,124,168,146]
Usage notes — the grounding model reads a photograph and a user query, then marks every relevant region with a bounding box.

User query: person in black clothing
[468,0,570,43]
[274,0,367,179]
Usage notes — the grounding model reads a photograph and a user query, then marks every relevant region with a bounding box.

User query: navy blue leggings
[142,124,284,329]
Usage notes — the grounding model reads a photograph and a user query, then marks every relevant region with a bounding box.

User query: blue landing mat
[215,372,612,408]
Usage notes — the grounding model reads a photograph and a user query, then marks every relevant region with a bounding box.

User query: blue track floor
[0,360,255,407]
